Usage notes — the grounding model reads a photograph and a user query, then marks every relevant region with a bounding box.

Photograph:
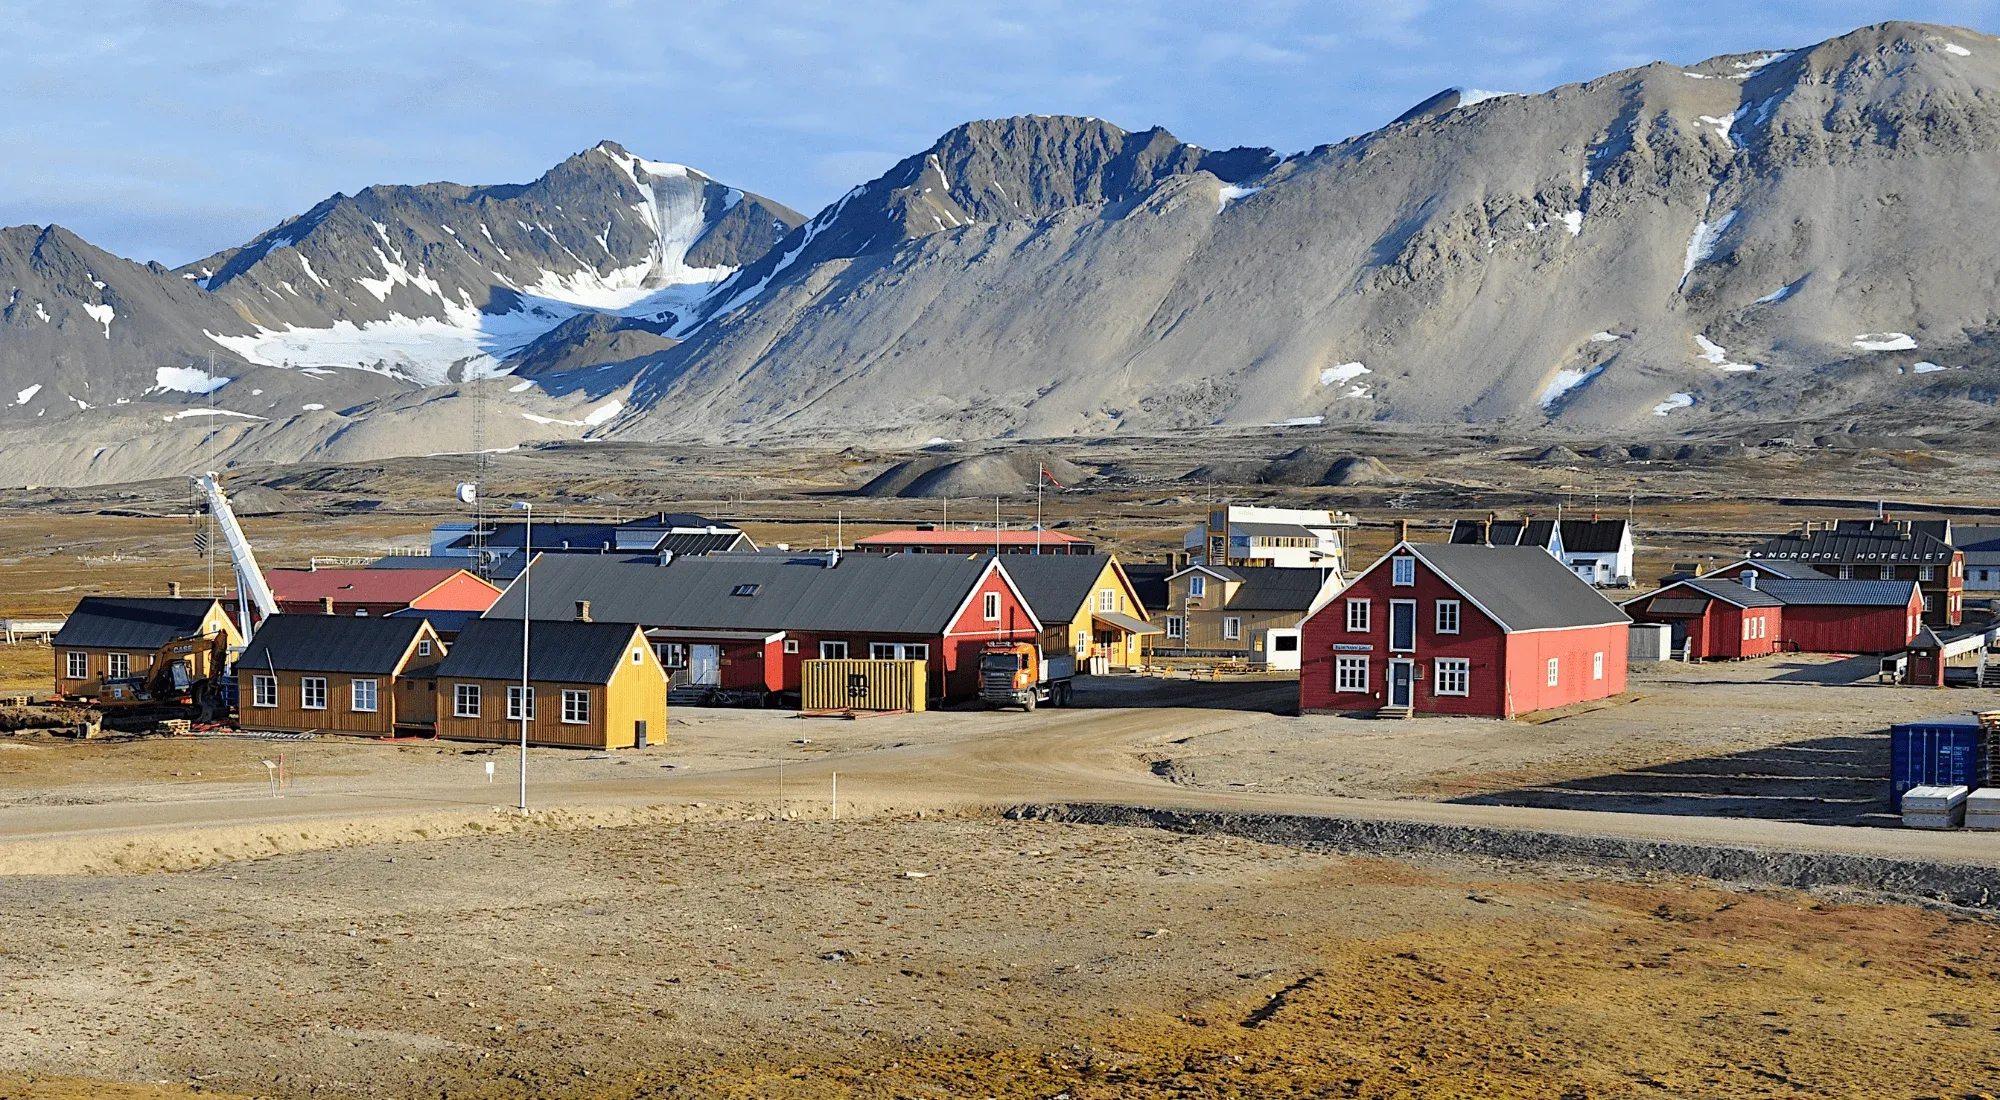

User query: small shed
[434,618,666,749]
[237,614,444,735]
[1620,577,1782,660]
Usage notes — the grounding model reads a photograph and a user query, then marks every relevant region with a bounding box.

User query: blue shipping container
[1889,717,1986,809]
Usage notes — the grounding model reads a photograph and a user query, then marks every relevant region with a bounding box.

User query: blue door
[1389,659,1414,708]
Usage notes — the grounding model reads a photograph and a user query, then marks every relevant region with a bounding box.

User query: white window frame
[561,688,590,725]
[1435,599,1460,634]
[65,651,87,679]
[453,683,480,718]
[1837,564,1853,580]
[631,648,644,664]
[1335,655,1369,693]
[251,673,277,708]
[1434,657,1469,697]
[1097,589,1117,613]
[350,678,378,713]
[107,652,130,679]
[507,685,535,721]
[1222,616,1242,641]
[1346,598,1370,633]
[983,592,1001,621]
[871,642,897,660]
[653,642,687,669]
[416,638,432,657]
[1545,658,1559,688]
[819,640,849,660]
[1880,564,1896,581]
[1920,564,1935,582]
[1188,575,1207,599]
[1593,652,1604,681]
[1164,616,1184,639]
[1392,557,1416,586]
[1388,599,1417,653]
[301,676,328,711]
[783,638,800,654]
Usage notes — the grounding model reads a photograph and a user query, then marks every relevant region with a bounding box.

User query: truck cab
[979,641,1075,710]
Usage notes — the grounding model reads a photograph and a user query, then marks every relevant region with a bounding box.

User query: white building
[1184,505,1355,574]
[1448,515,1634,587]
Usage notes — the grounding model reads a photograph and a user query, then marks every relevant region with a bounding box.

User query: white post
[831,771,837,824]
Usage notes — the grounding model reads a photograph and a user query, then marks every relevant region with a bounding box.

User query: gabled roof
[1665,577,1784,609]
[1121,564,1173,614]
[1719,558,1826,580]
[52,598,224,650]
[238,614,431,675]
[268,568,494,605]
[1754,578,1920,607]
[1169,563,1246,584]
[385,607,485,634]
[483,552,1037,635]
[1223,568,1336,611]
[1558,518,1629,554]
[1751,522,1957,564]
[1395,544,1629,631]
[437,618,644,683]
[997,554,1133,625]
[1448,518,1556,548]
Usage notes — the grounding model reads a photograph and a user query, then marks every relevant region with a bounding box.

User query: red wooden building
[1300,542,1630,718]
[481,551,1041,701]
[267,567,502,618]
[1625,566,1922,657]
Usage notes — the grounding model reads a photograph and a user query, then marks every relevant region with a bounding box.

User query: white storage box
[1902,784,1969,829]
[1964,788,2000,830]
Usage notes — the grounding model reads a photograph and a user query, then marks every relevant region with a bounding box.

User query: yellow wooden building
[1152,564,1341,666]
[236,613,445,735]
[432,617,667,749]
[51,594,242,701]
[1000,554,1160,670]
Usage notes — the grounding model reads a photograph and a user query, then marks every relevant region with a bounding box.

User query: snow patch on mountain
[1318,362,1370,386]
[154,366,232,394]
[15,384,41,405]
[1853,332,1917,351]
[1539,364,1604,408]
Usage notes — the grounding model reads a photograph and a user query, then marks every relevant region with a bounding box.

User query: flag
[1039,464,1065,490]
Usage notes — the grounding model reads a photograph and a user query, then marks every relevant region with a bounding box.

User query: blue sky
[2,0,1991,265]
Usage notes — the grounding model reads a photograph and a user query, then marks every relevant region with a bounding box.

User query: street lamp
[512,500,531,815]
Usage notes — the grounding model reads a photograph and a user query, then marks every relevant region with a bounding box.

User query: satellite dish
[456,483,477,504]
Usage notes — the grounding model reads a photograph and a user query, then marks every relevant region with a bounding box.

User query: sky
[2,0,1993,266]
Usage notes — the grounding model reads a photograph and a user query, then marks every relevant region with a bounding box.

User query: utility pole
[512,500,532,815]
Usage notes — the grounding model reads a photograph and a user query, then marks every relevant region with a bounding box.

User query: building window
[1880,564,1896,580]
[561,689,590,725]
[820,641,849,659]
[1838,565,1853,580]
[1920,564,1935,582]
[417,639,432,657]
[351,679,378,712]
[1098,589,1118,613]
[354,609,368,617]
[1346,599,1370,632]
[107,652,129,679]
[1546,658,1559,687]
[1923,594,1933,613]
[1434,658,1469,696]
[1392,557,1416,586]
[1189,575,1207,599]
[1593,652,1604,680]
[65,651,86,679]
[1165,616,1184,639]
[1335,655,1369,693]
[732,583,761,597]
[301,677,328,710]
[252,674,277,708]
[1435,600,1460,634]
[507,685,535,721]
[632,649,644,664]
[783,639,800,654]
[454,683,480,718]
[983,592,1001,621]
[871,642,929,660]
[871,643,897,660]
[1222,616,1242,641]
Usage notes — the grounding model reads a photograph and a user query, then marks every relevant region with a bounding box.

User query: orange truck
[978,641,1076,710]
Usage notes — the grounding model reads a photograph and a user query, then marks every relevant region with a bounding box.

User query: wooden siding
[241,669,397,735]
[54,602,240,699]
[1499,623,1629,717]
[433,627,666,749]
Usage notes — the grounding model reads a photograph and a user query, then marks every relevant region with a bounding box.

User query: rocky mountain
[3,21,1999,485]
[608,21,2000,446]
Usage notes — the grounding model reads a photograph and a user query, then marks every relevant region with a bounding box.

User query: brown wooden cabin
[236,613,444,735]
[52,594,242,702]
[432,617,666,749]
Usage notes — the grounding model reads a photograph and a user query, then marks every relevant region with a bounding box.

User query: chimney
[657,549,675,567]
[167,581,181,598]
[574,600,592,623]
[319,597,335,615]
[825,549,842,569]
[1743,569,1758,591]
[1395,519,1409,544]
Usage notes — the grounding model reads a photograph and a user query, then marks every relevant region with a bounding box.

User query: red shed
[1300,542,1630,718]
[1622,577,1783,660]
[1631,565,1921,657]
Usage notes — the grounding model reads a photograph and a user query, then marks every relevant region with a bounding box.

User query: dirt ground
[1,819,1997,1100]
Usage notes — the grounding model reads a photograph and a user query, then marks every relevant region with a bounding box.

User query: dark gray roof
[452,520,745,554]
[1231,521,1319,539]
[1643,596,1711,616]
[1122,564,1172,614]
[1405,544,1629,631]
[238,614,429,675]
[1173,563,1245,583]
[52,598,222,650]
[1224,568,1334,611]
[483,552,1015,635]
[385,607,484,634]
[436,618,643,683]
[1727,558,1825,579]
[1449,518,1556,548]
[1674,576,1784,608]
[1755,579,1920,607]
[369,555,458,570]
[996,554,1120,625]
[1558,519,1628,554]
[1751,523,1956,564]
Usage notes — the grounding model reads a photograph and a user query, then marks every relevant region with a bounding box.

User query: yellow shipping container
[801,659,927,713]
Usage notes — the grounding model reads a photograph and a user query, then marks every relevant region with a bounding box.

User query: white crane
[193,472,280,639]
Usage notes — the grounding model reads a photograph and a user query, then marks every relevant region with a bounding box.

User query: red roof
[267,568,494,606]
[855,529,1089,548]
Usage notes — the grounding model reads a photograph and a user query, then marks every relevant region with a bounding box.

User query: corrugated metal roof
[1121,564,1172,614]
[1225,568,1334,611]
[1730,558,1827,579]
[1448,519,1555,548]
[1675,576,1785,608]
[268,568,485,605]
[1751,526,1956,563]
[853,529,1089,547]
[1645,597,1711,615]
[385,607,484,633]
[482,553,1008,635]
[436,618,644,683]
[1404,544,1629,631]
[238,614,429,674]
[998,555,1118,624]
[1559,519,1628,554]
[1230,521,1319,539]
[51,598,222,650]
[1755,578,1920,607]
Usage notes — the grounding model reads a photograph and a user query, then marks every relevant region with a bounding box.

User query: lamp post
[512,500,532,815]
